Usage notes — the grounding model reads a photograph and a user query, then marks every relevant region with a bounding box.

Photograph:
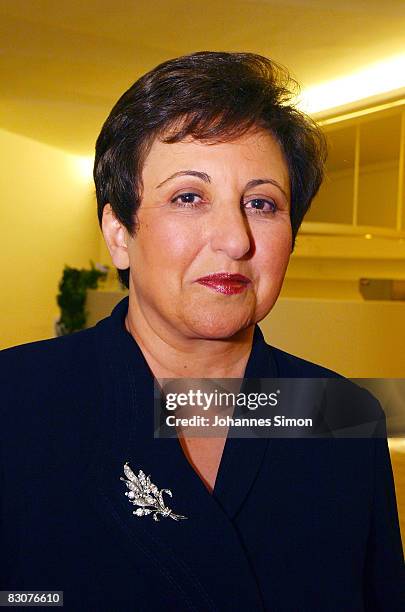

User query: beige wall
[262,297,405,377]
[0,128,101,348]
[265,235,405,377]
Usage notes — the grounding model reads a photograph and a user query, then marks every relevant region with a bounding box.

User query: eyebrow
[244,178,288,202]
[156,170,210,189]
[155,171,288,202]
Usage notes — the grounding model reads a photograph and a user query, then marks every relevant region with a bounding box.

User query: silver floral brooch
[120,462,188,522]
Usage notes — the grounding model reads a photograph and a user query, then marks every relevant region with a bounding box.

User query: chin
[183,310,252,340]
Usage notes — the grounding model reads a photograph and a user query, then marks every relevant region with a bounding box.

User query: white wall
[0,129,101,348]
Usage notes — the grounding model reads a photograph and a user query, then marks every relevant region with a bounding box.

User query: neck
[124,293,255,379]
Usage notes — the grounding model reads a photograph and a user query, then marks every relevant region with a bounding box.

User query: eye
[170,192,204,208]
[244,198,278,215]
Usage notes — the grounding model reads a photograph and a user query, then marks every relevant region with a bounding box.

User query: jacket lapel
[212,325,278,518]
[90,297,277,610]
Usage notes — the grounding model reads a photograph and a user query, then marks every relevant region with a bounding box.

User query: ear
[101,204,130,269]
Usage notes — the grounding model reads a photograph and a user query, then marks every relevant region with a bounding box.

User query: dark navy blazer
[1,296,404,611]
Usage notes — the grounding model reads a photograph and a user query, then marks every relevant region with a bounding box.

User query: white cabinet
[303,102,405,235]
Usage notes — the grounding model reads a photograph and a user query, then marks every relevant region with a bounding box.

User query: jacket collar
[90,296,278,609]
[95,295,278,512]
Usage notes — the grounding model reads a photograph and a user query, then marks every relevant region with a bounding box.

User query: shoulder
[0,328,107,491]
[0,327,99,410]
[266,343,385,427]
[0,326,96,374]
[268,343,344,378]
[0,327,105,473]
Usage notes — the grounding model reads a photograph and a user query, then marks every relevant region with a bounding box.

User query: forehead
[141,128,290,193]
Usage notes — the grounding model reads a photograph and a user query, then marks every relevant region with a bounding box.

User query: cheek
[253,223,292,278]
[135,216,198,270]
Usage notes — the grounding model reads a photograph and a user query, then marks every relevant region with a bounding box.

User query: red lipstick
[195,273,251,295]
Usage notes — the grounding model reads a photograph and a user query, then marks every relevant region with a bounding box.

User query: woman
[1,51,404,611]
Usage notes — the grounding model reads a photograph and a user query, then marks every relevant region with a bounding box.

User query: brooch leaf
[120,462,188,522]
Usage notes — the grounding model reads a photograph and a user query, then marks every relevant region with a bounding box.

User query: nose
[209,201,252,260]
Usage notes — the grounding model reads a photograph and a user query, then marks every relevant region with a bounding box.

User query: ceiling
[1,0,404,155]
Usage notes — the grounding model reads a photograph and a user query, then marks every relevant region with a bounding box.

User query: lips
[195,273,251,295]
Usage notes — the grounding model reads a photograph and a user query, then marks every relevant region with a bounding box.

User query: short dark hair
[94,51,326,289]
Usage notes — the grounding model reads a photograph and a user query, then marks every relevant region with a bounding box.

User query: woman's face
[126,127,292,339]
